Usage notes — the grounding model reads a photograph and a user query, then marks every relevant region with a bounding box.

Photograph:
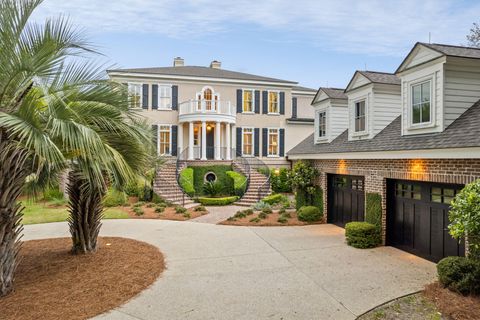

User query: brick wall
[308,158,480,244]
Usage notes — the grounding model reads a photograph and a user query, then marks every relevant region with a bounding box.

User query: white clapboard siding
[372,90,402,135]
[404,45,443,70]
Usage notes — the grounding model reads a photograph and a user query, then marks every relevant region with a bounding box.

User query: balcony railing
[178,99,235,117]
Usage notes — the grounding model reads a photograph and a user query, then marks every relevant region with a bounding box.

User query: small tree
[467,22,480,48]
[289,161,319,208]
[449,180,480,260]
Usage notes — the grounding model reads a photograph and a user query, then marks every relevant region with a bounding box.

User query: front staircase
[153,160,195,207]
[234,168,271,206]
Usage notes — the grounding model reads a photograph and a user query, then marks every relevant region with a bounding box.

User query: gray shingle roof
[322,88,348,99]
[108,66,297,84]
[288,99,480,156]
[421,43,480,59]
[293,85,317,92]
[357,71,401,85]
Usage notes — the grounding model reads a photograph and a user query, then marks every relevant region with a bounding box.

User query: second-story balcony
[178,99,236,123]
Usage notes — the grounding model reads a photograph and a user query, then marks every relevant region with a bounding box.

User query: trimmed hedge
[298,206,323,222]
[197,196,239,206]
[295,186,323,213]
[295,189,307,210]
[179,167,195,196]
[193,165,234,196]
[345,222,380,249]
[437,256,480,295]
[226,171,247,196]
[366,193,382,229]
[104,189,127,207]
[262,193,287,205]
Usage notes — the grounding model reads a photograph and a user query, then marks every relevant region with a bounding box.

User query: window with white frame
[243,89,254,112]
[158,85,172,109]
[318,111,326,138]
[128,83,142,109]
[242,128,253,156]
[411,80,431,125]
[354,100,366,132]
[158,125,171,155]
[268,128,279,156]
[268,91,279,113]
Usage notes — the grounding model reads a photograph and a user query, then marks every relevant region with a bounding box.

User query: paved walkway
[23,220,437,320]
[191,205,245,224]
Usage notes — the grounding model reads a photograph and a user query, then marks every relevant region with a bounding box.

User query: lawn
[22,200,129,225]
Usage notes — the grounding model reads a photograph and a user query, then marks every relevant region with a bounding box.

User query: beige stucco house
[108,58,316,168]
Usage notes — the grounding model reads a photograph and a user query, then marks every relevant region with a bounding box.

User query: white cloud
[33,0,480,56]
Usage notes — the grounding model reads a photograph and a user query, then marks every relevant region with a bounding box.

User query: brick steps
[153,161,195,207]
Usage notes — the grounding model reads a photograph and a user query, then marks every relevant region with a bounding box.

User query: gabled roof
[288,99,480,156]
[293,85,317,92]
[345,70,400,92]
[107,66,297,84]
[312,87,347,104]
[396,42,480,74]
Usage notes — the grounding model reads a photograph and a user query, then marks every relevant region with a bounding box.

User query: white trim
[352,98,367,136]
[241,88,256,113]
[316,110,327,141]
[287,147,480,160]
[267,90,280,114]
[156,83,173,110]
[241,127,255,157]
[408,77,435,129]
[157,124,172,156]
[127,82,143,109]
[267,127,280,157]
[108,71,297,87]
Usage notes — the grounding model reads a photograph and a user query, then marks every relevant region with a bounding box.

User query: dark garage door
[387,180,465,262]
[327,174,365,227]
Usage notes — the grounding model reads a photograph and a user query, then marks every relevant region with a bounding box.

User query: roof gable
[396,43,445,73]
[345,71,372,92]
[312,87,347,104]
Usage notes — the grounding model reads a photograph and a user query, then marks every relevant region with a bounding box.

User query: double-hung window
[128,83,142,109]
[242,128,253,156]
[268,128,279,156]
[318,111,326,138]
[243,89,254,113]
[354,100,366,132]
[268,91,279,113]
[158,85,172,109]
[411,81,431,125]
[158,125,171,155]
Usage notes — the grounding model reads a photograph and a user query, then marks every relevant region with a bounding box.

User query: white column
[226,122,231,160]
[188,122,194,160]
[201,121,207,160]
[215,121,221,160]
[177,123,183,157]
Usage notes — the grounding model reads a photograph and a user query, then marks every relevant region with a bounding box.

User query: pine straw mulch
[125,205,207,221]
[0,237,165,320]
[423,282,480,320]
[218,210,324,227]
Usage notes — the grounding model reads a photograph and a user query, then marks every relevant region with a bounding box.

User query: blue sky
[34,0,480,89]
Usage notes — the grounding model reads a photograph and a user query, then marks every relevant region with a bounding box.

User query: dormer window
[411,80,431,125]
[354,100,366,132]
[318,111,326,137]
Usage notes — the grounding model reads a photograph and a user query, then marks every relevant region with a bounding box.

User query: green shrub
[179,168,195,196]
[155,207,165,213]
[140,185,153,202]
[183,213,191,219]
[345,222,380,249]
[311,186,323,212]
[297,206,323,222]
[437,256,480,295]
[234,211,247,219]
[262,194,287,205]
[295,189,307,210]
[278,216,288,224]
[290,161,318,191]
[250,217,261,223]
[253,201,271,211]
[146,203,154,208]
[244,209,254,215]
[132,201,145,208]
[133,207,144,216]
[124,181,141,197]
[175,206,187,214]
[449,179,480,259]
[366,193,382,229]
[227,217,236,222]
[165,200,174,207]
[226,171,247,196]
[194,205,206,212]
[279,207,286,214]
[258,212,267,219]
[43,186,64,201]
[270,168,292,193]
[104,189,127,207]
[282,212,292,219]
[262,207,273,214]
[197,196,239,206]
[193,165,234,196]
[203,181,224,197]
[152,193,165,204]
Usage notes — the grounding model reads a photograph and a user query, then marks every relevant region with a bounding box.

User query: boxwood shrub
[437,256,480,295]
[179,167,195,196]
[103,188,127,207]
[226,171,247,196]
[345,222,380,249]
[262,193,287,205]
[193,165,234,196]
[366,193,382,229]
[197,196,239,206]
[297,206,323,222]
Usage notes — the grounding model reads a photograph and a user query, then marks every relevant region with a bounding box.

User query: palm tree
[0,0,152,295]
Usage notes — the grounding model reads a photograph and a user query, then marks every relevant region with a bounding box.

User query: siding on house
[403,45,443,70]
[313,97,348,144]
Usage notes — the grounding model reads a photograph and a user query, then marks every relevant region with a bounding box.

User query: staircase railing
[231,149,250,198]
[174,147,190,205]
[243,156,271,201]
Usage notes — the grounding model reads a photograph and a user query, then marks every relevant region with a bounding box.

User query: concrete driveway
[24,220,436,320]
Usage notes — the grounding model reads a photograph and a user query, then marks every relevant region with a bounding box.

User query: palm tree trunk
[67,171,105,254]
[0,132,29,297]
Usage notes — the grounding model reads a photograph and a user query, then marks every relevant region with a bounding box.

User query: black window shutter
[254,128,260,157]
[279,92,285,115]
[236,89,243,113]
[152,124,158,154]
[279,128,285,157]
[152,84,158,109]
[236,127,242,156]
[142,84,149,109]
[262,128,268,157]
[292,97,297,118]
[254,90,260,114]
[262,91,268,114]
[172,85,178,110]
[171,125,178,156]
